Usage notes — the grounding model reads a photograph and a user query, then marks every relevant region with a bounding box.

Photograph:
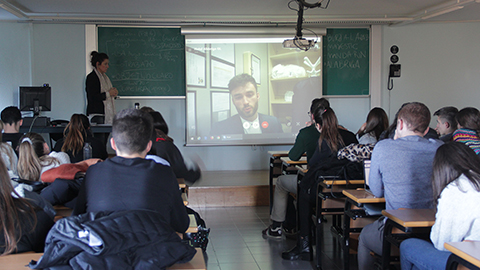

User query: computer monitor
[19,85,51,116]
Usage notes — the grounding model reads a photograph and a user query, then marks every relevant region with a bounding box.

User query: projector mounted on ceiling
[283,38,316,50]
[283,0,329,51]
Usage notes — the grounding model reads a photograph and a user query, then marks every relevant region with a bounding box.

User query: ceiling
[1,0,480,27]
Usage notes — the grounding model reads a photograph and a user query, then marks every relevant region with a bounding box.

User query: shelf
[270,100,292,105]
[270,77,308,82]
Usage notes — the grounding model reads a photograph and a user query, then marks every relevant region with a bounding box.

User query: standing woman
[86,51,118,124]
[400,142,480,269]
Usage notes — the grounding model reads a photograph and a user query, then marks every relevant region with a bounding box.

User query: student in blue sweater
[357,102,443,270]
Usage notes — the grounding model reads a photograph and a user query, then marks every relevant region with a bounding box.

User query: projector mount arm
[295,0,324,39]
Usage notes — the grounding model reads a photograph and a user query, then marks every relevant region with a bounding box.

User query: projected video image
[185,40,322,146]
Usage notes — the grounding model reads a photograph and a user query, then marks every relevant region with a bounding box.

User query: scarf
[94,68,115,124]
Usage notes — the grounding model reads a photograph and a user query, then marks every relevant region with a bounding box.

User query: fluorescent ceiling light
[0,1,26,18]
[421,6,464,20]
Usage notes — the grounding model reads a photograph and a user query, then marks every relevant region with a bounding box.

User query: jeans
[400,238,451,270]
[271,174,297,223]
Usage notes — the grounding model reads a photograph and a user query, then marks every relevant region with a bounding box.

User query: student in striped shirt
[453,107,480,155]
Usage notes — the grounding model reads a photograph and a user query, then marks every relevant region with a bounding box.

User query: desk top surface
[382,209,436,228]
[20,124,112,133]
[324,179,365,186]
[268,151,289,157]
[343,189,385,204]
[0,248,206,270]
[280,156,307,166]
[177,178,186,189]
[445,241,480,268]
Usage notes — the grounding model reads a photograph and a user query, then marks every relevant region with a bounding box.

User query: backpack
[184,207,210,252]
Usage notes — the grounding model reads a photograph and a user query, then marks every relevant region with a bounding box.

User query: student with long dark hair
[356,107,389,144]
[453,107,480,155]
[0,157,54,255]
[282,107,358,261]
[53,114,108,163]
[148,111,200,183]
[400,142,480,269]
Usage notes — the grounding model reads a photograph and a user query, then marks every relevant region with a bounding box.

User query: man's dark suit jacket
[211,113,283,135]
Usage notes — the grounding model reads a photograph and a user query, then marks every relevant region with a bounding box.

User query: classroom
[1,1,480,269]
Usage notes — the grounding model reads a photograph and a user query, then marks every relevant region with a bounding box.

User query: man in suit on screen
[211,73,283,135]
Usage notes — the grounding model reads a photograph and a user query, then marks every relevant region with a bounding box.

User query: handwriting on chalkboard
[322,29,370,96]
[324,32,369,70]
[98,27,185,96]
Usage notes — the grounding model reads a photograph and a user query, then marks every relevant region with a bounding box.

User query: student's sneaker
[262,225,283,238]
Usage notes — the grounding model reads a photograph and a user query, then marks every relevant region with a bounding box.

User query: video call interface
[185,38,322,146]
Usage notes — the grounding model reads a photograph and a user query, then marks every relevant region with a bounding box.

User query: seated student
[73,109,189,233]
[453,107,480,155]
[356,107,389,144]
[53,114,108,163]
[0,120,18,178]
[147,110,201,184]
[337,107,389,163]
[1,106,24,152]
[357,102,443,270]
[379,102,439,141]
[17,133,70,182]
[0,157,54,255]
[282,107,358,261]
[433,106,458,142]
[400,142,480,270]
[262,97,328,238]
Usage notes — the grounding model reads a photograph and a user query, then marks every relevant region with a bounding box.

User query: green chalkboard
[98,27,185,97]
[322,28,369,96]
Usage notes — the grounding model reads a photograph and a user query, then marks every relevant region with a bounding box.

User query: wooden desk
[186,214,199,233]
[341,189,385,270]
[280,156,308,172]
[182,193,188,206]
[177,178,186,189]
[268,151,289,213]
[0,248,206,270]
[381,209,436,270]
[343,189,385,205]
[445,241,480,270]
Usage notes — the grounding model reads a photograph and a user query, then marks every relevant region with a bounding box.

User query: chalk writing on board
[322,28,369,96]
[98,27,185,97]
[324,32,369,71]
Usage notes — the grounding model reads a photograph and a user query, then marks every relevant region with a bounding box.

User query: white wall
[381,22,480,125]
[0,22,31,110]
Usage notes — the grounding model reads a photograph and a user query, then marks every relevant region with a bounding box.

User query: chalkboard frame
[97,26,186,99]
[322,28,370,96]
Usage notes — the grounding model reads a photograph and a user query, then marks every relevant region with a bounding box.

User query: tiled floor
[192,206,359,270]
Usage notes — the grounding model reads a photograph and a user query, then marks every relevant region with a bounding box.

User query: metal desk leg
[316,188,324,270]
[343,200,353,270]
[269,157,274,214]
[382,218,393,270]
